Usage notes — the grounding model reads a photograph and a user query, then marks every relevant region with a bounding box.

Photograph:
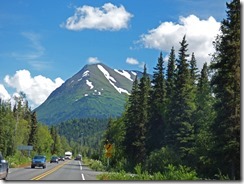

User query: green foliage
[145,147,181,173]
[56,118,108,156]
[97,164,198,180]
[0,94,70,167]
[83,157,105,171]
[6,151,31,168]
[210,0,240,179]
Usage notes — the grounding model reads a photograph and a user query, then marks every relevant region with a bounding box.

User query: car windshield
[34,156,44,159]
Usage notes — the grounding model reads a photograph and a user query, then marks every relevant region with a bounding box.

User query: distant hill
[35,63,151,125]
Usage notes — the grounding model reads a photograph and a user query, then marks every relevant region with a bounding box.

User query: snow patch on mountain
[131,71,137,76]
[86,80,94,89]
[97,64,130,95]
[114,69,133,81]
[82,70,89,77]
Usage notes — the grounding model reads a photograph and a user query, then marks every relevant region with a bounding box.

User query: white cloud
[4,70,64,108]
[138,15,221,69]
[61,3,133,31]
[126,57,139,65]
[0,84,11,101]
[87,57,101,64]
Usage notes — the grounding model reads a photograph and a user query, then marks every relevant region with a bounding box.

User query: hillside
[35,63,149,125]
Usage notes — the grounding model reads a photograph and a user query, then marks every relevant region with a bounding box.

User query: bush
[6,151,31,168]
[145,146,181,173]
[83,157,105,171]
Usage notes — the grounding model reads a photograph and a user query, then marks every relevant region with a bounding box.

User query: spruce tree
[124,76,140,168]
[169,36,195,165]
[165,47,176,145]
[28,111,38,150]
[210,0,240,179]
[192,63,215,176]
[134,65,150,165]
[148,52,166,151]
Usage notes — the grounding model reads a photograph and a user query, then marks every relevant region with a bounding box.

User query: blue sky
[0,0,231,108]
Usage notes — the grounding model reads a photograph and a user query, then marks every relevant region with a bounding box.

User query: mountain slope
[35,63,146,125]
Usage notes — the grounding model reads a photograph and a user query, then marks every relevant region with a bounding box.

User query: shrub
[145,146,181,173]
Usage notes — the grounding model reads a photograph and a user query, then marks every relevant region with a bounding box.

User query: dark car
[31,155,46,169]
[75,154,82,161]
[0,152,8,180]
[58,156,65,161]
[50,156,59,163]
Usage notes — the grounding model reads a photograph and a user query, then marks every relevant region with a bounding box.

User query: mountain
[35,63,149,125]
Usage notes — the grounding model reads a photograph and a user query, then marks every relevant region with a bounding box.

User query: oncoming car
[31,155,46,169]
[50,156,59,163]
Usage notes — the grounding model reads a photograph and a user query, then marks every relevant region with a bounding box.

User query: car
[50,156,59,163]
[0,152,8,180]
[31,155,46,169]
[74,154,82,161]
[58,156,65,161]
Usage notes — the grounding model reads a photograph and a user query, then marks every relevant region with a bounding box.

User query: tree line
[103,0,240,180]
[0,93,71,160]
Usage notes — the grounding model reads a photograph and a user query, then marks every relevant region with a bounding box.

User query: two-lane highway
[7,159,103,181]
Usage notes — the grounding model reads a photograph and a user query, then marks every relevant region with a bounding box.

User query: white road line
[79,161,85,180]
[81,173,85,180]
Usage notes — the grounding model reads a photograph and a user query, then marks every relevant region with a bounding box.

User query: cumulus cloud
[61,3,133,31]
[126,57,139,65]
[4,70,64,108]
[0,84,11,101]
[138,15,221,69]
[87,57,101,64]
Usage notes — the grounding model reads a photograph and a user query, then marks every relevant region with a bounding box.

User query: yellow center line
[31,160,71,180]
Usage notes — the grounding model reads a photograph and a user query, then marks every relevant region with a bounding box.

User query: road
[6,159,103,181]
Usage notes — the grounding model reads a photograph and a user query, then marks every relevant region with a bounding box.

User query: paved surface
[7,160,103,181]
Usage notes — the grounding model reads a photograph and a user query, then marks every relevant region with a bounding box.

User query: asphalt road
[6,159,103,181]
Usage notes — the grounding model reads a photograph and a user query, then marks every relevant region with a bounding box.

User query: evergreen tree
[28,111,38,149]
[165,47,176,145]
[168,36,195,165]
[135,65,150,164]
[189,52,199,85]
[192,63,215,176]
[124,76,140,168]
[210,0,240,179]
[148,52,166,151]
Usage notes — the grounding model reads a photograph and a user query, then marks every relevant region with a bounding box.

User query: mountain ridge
[35,63,149,125]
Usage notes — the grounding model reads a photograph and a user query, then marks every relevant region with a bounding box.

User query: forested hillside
[102,0,240,180]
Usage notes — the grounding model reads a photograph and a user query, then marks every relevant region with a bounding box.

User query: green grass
[97,164,199,181]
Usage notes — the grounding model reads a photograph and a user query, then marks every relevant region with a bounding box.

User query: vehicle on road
[31,155,46,169]
[65,151,72,160]
[50,156,59,163]
[58,156,65,161]
[0,152,8,180]
[75,154,82,161]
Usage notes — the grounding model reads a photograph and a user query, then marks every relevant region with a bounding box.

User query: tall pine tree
[124,76,140,169]
[134,65,150,165]
[169,36,196,165]
[210,0,240,179]
[148,52,166,151]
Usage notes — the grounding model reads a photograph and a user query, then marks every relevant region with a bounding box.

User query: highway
[7,159,103,181]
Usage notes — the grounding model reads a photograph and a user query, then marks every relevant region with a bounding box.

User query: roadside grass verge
[97,164,199,180]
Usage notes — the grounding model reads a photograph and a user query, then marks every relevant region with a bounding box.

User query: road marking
[79,161,85,180]
[31,160,70,180]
